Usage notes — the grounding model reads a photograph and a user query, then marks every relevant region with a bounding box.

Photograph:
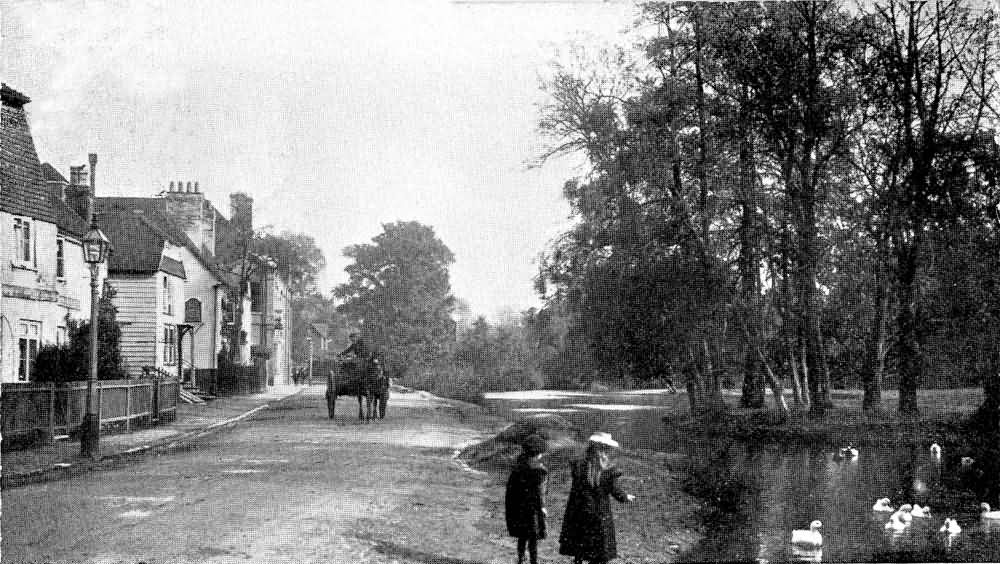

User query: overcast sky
[1,0,637,319]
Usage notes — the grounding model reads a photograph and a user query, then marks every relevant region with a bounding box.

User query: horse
[325,358,387,422]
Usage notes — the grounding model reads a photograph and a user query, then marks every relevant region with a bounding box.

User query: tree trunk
[758,346,789,416]
[895,241,921,416]
[738,153,765,409]
[788,350,805,409]
[862,264,889,412]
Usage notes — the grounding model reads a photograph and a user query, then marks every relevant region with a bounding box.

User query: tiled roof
[98,208,167,274]
[1,85,57,224]
[96,197,223,283]
[159,255,186,279]
[48,193,90,238]
[41,162,68,184]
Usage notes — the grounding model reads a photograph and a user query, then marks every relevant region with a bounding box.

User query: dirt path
[3,386,702,563]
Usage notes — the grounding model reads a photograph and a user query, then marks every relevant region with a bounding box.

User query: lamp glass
[82,226,110,264]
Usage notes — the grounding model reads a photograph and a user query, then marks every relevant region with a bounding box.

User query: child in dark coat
[559,432,634,564]
[505,434,549,564]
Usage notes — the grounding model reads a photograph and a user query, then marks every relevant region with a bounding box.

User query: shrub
[33,288,126,383]
[32,344,86,383]
[400,361,485,405]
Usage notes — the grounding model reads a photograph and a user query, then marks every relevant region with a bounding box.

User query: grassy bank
[663,388,987,447]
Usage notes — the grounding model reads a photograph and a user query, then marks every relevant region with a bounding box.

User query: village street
[2,388,512,564]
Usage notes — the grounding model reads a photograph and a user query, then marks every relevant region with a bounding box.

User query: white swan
[911,504,931,518]
[961,456,975,467]
[791,520,823,548]
[873,498,895,512]
[885,512,909,531]
[939,518,961,535]
[833,446,859,461]
[980,503,1000,520]
[892,504,914,523]
[929,443,942,457]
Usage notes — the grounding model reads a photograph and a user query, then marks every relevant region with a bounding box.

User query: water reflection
[681,440,1000,563]
[485,389,1000,562]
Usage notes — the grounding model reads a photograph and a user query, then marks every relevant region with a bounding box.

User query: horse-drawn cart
[324,358,389,422]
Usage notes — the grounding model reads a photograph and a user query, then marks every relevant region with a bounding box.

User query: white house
[1,84,106,383]
[95,198,239,382]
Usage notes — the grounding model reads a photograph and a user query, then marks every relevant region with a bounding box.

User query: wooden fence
[1,378,179,447]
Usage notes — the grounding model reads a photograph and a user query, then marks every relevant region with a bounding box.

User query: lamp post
[306,336,314,386]
[80,218,111,460]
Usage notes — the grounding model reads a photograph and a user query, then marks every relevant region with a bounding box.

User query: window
[13,217,34,265]
[56,238,65,278]
[250,281,263,313]
[162,277,173,315]
[163,325,177,364]
[56,326,68,346]
[17,320,41,381]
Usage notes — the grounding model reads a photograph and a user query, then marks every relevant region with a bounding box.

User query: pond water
[484,389,1000,563]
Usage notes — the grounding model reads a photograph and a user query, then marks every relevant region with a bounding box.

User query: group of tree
[533,0,1000,426]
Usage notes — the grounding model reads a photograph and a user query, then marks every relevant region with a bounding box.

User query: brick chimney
[65,164,91,221]
[88,153,97,222]
[163,178,215,255]
[230,192,253,238]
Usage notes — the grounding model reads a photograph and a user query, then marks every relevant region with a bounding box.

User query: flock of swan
[789,442,1000,556]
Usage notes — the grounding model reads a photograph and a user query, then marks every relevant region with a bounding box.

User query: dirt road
[3,386,700,563]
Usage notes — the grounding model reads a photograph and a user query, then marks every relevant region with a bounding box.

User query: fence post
[125,383,132,432]
[97,382,103,435]
[46,383,56,443]
[152,373,160,423]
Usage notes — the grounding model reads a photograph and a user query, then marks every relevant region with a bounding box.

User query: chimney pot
[88,153,97,223]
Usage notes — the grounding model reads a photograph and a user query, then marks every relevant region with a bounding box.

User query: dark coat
[558,458,629,560]
[340,338,372,361]
[505,456,548,539]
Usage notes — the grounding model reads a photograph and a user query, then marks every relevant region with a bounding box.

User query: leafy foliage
[533,0,1000,421]
[33,284,126,383]
[254,230,326,297]
[334,221,456,375]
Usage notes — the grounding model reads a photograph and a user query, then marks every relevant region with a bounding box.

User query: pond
[484,389,1000,563]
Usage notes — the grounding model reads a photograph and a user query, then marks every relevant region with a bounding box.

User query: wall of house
[106,275,157,378]
[170,243,222,371]
[59,235,105,323]
[159,244,187,379]
[0,212,105,382]
[272,275,292,386]
[249,266,293,386]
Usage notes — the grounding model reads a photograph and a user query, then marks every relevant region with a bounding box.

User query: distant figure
[338,332,372,363]
[505,434,549,564]
[338,332,375,379]
[559,432,635,564]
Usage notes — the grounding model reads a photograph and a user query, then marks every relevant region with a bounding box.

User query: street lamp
[306,337,314,386]
[80,218,111,460]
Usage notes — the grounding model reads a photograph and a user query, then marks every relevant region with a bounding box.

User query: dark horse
[325,359,389,422]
